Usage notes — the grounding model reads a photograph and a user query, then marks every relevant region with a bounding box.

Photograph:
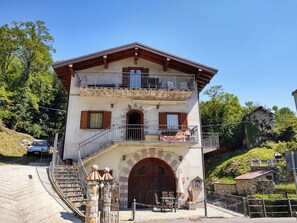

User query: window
[80,111,111,129]
[89,112,103,129]
[159,166,165,175]
[159,112,188,130]
[138,166,145,175]
[167,114,179,129]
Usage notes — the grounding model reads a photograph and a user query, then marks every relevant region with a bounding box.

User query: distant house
[235,170,274,195]
[243,106,275,148]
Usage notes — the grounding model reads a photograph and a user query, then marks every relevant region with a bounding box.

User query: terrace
[76,71,195,101]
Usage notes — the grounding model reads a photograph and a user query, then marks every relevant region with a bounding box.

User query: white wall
[63,57,201,160]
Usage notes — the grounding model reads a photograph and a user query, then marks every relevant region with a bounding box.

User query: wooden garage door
[128,158,175,206]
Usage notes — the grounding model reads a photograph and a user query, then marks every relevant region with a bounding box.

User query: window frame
[80,110,111,130]
[159,112,188,130]
[89,111,103,129]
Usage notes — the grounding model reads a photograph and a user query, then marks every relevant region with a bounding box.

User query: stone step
[67,196,85,203]
[57,183,81,188]
[61,187,83,193]
[55,178,80,183]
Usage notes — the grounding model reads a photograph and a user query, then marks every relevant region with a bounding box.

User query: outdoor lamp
[292,90,297,111]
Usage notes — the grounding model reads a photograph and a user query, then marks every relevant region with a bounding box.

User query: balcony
[79,124,198,159]
[75,72,195,101]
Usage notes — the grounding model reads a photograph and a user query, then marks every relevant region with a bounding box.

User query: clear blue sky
[1,0,297,112]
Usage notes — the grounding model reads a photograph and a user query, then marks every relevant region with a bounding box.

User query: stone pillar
[100,167,114,223]
[86,182,99,223]
[101,183,112,223]
[85,165,102,223]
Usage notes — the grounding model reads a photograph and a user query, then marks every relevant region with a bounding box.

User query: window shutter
[179,113,188,130]
[102,111,111,129]
[80,111,89,129]
[122,67,129,87]
[159,112,167,129]
[141,68,149,88]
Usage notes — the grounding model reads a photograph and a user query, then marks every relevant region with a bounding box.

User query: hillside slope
[206,147,275,184]
[0,125,34,157]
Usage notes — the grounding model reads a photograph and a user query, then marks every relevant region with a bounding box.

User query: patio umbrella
[176,172,184,194]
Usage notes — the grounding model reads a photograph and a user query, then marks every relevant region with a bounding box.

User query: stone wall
[256,180,275,194]
[214,182,236,195]
[236,180,256,195]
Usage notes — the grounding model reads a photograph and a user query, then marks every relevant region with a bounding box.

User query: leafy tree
[272,106,297,142]
[0,21,66,138]
[200,85,244,146]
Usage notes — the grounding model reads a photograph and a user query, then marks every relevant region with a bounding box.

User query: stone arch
[118,148,180,208]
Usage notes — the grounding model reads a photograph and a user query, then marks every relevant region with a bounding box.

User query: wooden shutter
[179,113,188,130]
[80,111,89,129]
[141,68,149,88]
[122,67,129,87]
[102,111,111,129]
[159,112,167,129]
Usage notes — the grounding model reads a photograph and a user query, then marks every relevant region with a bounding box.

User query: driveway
[0,164,81,223]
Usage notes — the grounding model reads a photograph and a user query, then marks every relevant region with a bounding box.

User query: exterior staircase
[49,156,87,219]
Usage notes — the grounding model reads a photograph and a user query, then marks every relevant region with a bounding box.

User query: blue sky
[1,0,297,112]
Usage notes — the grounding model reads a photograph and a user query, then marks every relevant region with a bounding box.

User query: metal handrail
[75,71,195,90]
[202,132,219,149]
[79,124,199,159]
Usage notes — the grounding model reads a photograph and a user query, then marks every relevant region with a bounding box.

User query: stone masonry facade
[118,147,180,208]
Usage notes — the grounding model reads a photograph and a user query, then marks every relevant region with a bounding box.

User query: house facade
[52,43,218,208]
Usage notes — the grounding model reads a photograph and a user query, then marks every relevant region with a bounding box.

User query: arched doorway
[128,158,176,206]
[126,110,143,140]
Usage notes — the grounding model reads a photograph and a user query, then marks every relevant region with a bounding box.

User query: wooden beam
[103,55,108,69]
[69,64,75,77]
[163,58,170,71]
[134,47,139,62]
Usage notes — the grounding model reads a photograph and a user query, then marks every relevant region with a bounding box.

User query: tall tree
[272,106,297,142]
[200,85,244,146]
[0,21,67,138]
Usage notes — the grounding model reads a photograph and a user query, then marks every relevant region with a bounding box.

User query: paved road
[0,165,81,223]
[140,217,296,223]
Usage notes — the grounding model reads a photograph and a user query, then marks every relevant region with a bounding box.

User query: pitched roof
[235,170,273,180]
[52,42,218,92]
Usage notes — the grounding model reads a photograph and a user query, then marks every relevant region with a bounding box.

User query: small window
[89,112,103,129]
[159,166,165,175]
[167,114,179,129]
[138,166,145,175]
[193,177,202,189]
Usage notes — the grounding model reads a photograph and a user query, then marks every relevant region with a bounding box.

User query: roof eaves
[52,42,218,74]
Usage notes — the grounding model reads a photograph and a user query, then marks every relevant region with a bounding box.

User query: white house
[52,42,218,208]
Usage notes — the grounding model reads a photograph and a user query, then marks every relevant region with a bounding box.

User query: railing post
[204,196,207,217]
[262,199,267,217]
[132,199,136,221]
[243,197,247,216]
[288,198,293,217]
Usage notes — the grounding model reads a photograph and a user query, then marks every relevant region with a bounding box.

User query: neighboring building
[243,106,275,148]
[235,170,274,195]
[52,42,218,208]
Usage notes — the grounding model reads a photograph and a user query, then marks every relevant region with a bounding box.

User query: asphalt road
[139,217,297,223]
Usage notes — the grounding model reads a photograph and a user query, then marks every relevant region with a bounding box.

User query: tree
[0,21,66,138]
[272,106,297,142]
[200,85,244,146]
